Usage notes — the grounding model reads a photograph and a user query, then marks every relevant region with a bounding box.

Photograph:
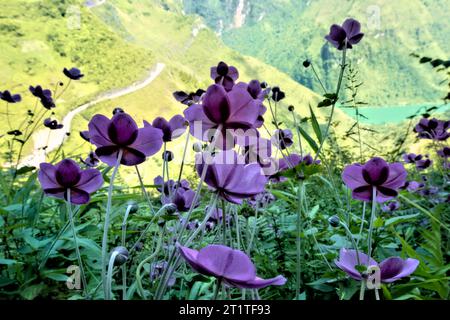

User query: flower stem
[106,250,119,300]
[359,279,366,300]
[135,165,155,215]
[221,199,227,245]
[66,190,88,297]
[121,204,132,300]
[213,278,222,300]
[295,183,303,300]
[101,149,123,298]
[366,187,377,261]
[136,229,164,299]
[314,44,347,161]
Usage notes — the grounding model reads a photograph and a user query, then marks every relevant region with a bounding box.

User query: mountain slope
[184,0,450,106]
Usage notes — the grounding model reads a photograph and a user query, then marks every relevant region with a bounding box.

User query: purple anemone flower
[325,18,364,50]
[402,180,424,193]
[29,85,52,99]
[38,159,104,204]
[173,89,205,106]
[81,151,100,167]
[40,95,56,110]
[63,67,84,80]
[414,118,449,141]
[342,157,407,203]
[0,90,21,103]
[236,134,272,166]
[402,153,423,164]
[271,129,294,150]
[146,115,187,142]
[271,87,285,102]
[382,201,400,212]
[234,81,267,128]
[154,176,190,196]
[184,84,261,149]
[87,112,163,166]
[207,207,231,225]
[44,118,63,130]
[210,61,239,92]
[178,244,286,289]
[80,130,90,142]
[415,158,432,171]
[162,188,197,212]
[195,150,267,204]
[335,249,419,283]
[437,146,450,158]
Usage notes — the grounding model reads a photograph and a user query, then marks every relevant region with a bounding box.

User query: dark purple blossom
[271,129,293,150]
[415,158,432,171]
[402,153,423,164]
[184,84,261,149]
[173,89,205,106]
[80,130,90,142]
[414,118,449,141]
[234,81,267,128]
[195,150,267,204]
[38,159,103,204]
[271,87,285,102]
[81,151,100,167]
[382,201,400,212]
[325,18,364,50]
[0,90,21,103]
[87,112,163,166]
[342,157,407,202]
[154,176,190,196]
[402,181,424,193]
[162,187,197,212]
[44,118,63,130]
[437,146,450,158]
[335,249,419,283]
[210,61,239,91]
[178,244,286,289]
[63,67,84,80]
[146,115,187,142]
[29,85,51,99]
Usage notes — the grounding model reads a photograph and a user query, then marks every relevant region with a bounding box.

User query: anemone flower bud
[328,215,340,227]
[302,60,311,68]
[127,200,139,214]
[193,142,203,152]
[112,246,129,266]
[113,107,124,115]
[162,150,174,162]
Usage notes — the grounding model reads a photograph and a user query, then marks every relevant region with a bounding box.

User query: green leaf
[20,284,47,300]
[279,163,321,180]
[385,213,420,227]
[309,104,323,143]
[297,125,318,152]
[14,166,36,176]
[0,258,19,265]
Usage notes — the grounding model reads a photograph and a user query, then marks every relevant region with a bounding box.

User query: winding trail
[20,63,165,167]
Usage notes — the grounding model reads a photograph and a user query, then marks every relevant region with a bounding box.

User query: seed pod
[112,246,129,266]
[328,215,340,228]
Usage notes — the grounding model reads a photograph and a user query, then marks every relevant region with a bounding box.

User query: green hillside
[2,0,343,184]
[184,0,450,106]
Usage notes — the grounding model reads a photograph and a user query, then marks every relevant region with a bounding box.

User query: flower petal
[379,257,419,283]
[76,169,104,194]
